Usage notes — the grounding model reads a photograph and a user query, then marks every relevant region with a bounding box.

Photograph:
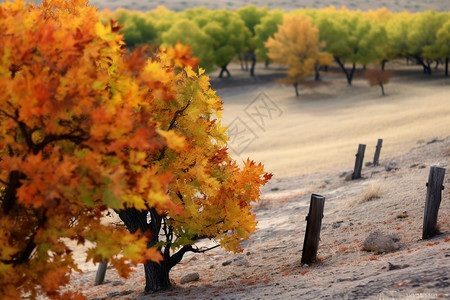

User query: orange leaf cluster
[0,0,271,298]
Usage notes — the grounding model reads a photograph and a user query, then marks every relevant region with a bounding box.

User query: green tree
[237,5,268,76]
[161,18,215,71]
[316,8,375,85]
[407,10,448,74]
[202,9,250,77]
[254,9,284,68]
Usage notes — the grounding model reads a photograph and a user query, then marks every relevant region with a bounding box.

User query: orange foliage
[0,0,271,298]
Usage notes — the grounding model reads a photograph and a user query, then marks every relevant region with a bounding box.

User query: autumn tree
[0,0,271,298]
[265,14,332,96]
[364,68,394,96]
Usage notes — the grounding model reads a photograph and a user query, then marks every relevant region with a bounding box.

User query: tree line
[99,6,450,81]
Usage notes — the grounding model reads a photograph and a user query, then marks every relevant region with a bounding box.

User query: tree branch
[156,100,191,162]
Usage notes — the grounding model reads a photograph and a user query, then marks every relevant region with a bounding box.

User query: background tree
[0,0,271,297]
[161,18,215,71]
[407,10,448,74]
[424,18,450,76]
[254,9,284,68]
[237,5,268,76]
[265,14,333,96]
[202,9,250,78]
[364,68,394,96]
[316,8,373,85]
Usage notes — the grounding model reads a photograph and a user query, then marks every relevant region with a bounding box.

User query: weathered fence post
[94,259,108,286]
[422,166,446,239]
[301,194,326,264]
[352,144,366,180]
[373,139,383,166]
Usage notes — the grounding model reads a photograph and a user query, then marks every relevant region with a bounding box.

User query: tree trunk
[239,52,244,71]
[118,208,172,292]
[244,52,249,71]
[381,60,387,71]
[250,52,256,77]
[445,58,449,76]
[219,64,231,78]
[379,83,385,96]
[294,83,299,97]
[415,56,431,74]
[334,57,355,85]
[265,58,270,69]
[314,65,320,81]
[144,260,171,292]
[434,59,439,70]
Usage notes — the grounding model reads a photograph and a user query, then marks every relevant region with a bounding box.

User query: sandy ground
[64,61,450,299]
[217,61,450,178]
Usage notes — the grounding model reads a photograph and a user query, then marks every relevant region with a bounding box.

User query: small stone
[222,260,232,266]
[107,291,121,298]
[120,290,134,296]
[233,256,249,266]
[332,221,343,229]
[111,280,124,286]
[365,162,373,167]
[396,211,408,219]
[271,187,280,191]
[385,162,398,172]
[344,173,353,181]
[388,262,409,271]
[180,272,200,284]
[188,256,198,262]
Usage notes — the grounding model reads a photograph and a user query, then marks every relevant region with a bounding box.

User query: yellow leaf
[157,129,186,151]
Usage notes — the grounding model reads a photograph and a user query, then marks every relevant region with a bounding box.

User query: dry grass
[352,183,383,205]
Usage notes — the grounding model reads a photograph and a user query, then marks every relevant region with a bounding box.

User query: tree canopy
[266,14,332,96]
[0,0,271,297]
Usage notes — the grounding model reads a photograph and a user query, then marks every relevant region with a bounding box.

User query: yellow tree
[265,15,332,96]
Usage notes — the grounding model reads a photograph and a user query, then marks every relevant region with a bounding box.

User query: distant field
[6,0,450,12]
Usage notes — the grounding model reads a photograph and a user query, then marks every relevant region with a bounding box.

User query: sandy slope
[65,62,450,299]
[216,61,450,178]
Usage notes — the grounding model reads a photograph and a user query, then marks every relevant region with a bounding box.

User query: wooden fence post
[352,144,366,180]
[301,194,326,264]
[94,259,108,286]
[422,166,446,239]
[373,139,383,166]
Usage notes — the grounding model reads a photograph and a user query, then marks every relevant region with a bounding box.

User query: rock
[396,211,408,219]
[385,162,398,172]
[180,272,200,284]
[222,260,232,266]
[332,221,343,229]
[339,171,350,178]
[106,291,121,298]
[120,290,134,296]
[362,230,401,253]
[388,262,409,271]
[344,173,353,181]
[271,187,280,191]
[365,162,373,167]
[233,256,249,267]
[111,280,124,286]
